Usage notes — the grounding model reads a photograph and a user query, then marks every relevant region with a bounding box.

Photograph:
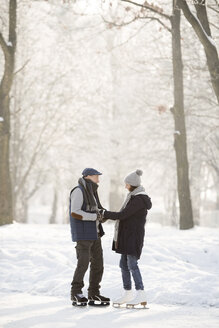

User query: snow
[0,117,4,122]
[0,222,219,328]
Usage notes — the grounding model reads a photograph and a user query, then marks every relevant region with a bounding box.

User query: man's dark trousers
[71,236,103,297]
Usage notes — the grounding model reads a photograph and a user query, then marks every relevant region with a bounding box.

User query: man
[69,168,110,307]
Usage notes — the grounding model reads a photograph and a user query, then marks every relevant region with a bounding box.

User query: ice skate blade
[88,300,110,306]
[126,302,148,309]
[112,302,124,308]
[72,301,87,307]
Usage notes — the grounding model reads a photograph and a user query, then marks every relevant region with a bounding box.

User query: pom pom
[136,169,143,176]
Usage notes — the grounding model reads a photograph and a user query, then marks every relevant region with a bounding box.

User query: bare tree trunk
[0,0,17,225]
[190,159,202,225]
[121,0,194,229]
[0,93,13,225]
[194,0,211,37]
[105,20,125,211]
[15,194,28,223]
[170,1,194,229]
[216,184,219,210]
[179,0,219,105]
[49,190,57,224]
[171,188,177,226]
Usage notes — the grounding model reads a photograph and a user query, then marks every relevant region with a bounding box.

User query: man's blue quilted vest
[69,185,104,242]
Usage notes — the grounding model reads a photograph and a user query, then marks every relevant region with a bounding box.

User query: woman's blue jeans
[119,254,144,290]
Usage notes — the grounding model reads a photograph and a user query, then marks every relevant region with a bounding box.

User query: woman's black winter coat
[104,194,152,259]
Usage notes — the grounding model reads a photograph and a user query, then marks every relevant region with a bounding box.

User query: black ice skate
[88,294,110,306]
[72,293,88,307]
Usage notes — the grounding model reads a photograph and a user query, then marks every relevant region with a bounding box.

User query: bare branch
[102,15,140,28]
[121,0,171,20]
[207,5,219,14]
[14,59,30,76]
[105,20,151,50]
[103,12,171,33]
[138,15,172,32]
[210,22,219,30]
[0,32,9,57]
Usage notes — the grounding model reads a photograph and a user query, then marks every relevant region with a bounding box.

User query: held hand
[96,209,103,220]
[97,209,108,223]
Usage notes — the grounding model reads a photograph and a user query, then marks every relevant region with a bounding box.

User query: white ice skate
[126,290,147,309]
[112,290,133,308]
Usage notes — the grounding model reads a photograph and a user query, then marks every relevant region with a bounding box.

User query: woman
[101,169,152,308]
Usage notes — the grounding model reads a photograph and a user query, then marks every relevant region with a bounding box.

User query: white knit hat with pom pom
[124,169,143,187]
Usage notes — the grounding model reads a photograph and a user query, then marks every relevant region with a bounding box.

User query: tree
[178,0,219,105]
[170,1,194,229]
[0,0,17,226]
[120,0,194,229]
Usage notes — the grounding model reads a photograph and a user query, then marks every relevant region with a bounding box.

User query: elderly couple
[69,168,152,308]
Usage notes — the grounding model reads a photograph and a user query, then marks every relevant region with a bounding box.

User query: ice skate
[113,290,133,308]
[126,290,148,309]
[88,294,110,306]
[72,293,88,307]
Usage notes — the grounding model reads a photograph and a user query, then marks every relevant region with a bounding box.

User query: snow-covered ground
[0,222,219,328]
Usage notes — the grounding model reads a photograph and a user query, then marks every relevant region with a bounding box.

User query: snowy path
[0,222,219,328]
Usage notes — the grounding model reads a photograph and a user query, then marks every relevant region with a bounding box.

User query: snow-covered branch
[178,0,217,52]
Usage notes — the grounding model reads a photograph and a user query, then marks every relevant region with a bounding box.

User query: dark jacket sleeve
[104,196,145,221]
[146,196,152,210]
